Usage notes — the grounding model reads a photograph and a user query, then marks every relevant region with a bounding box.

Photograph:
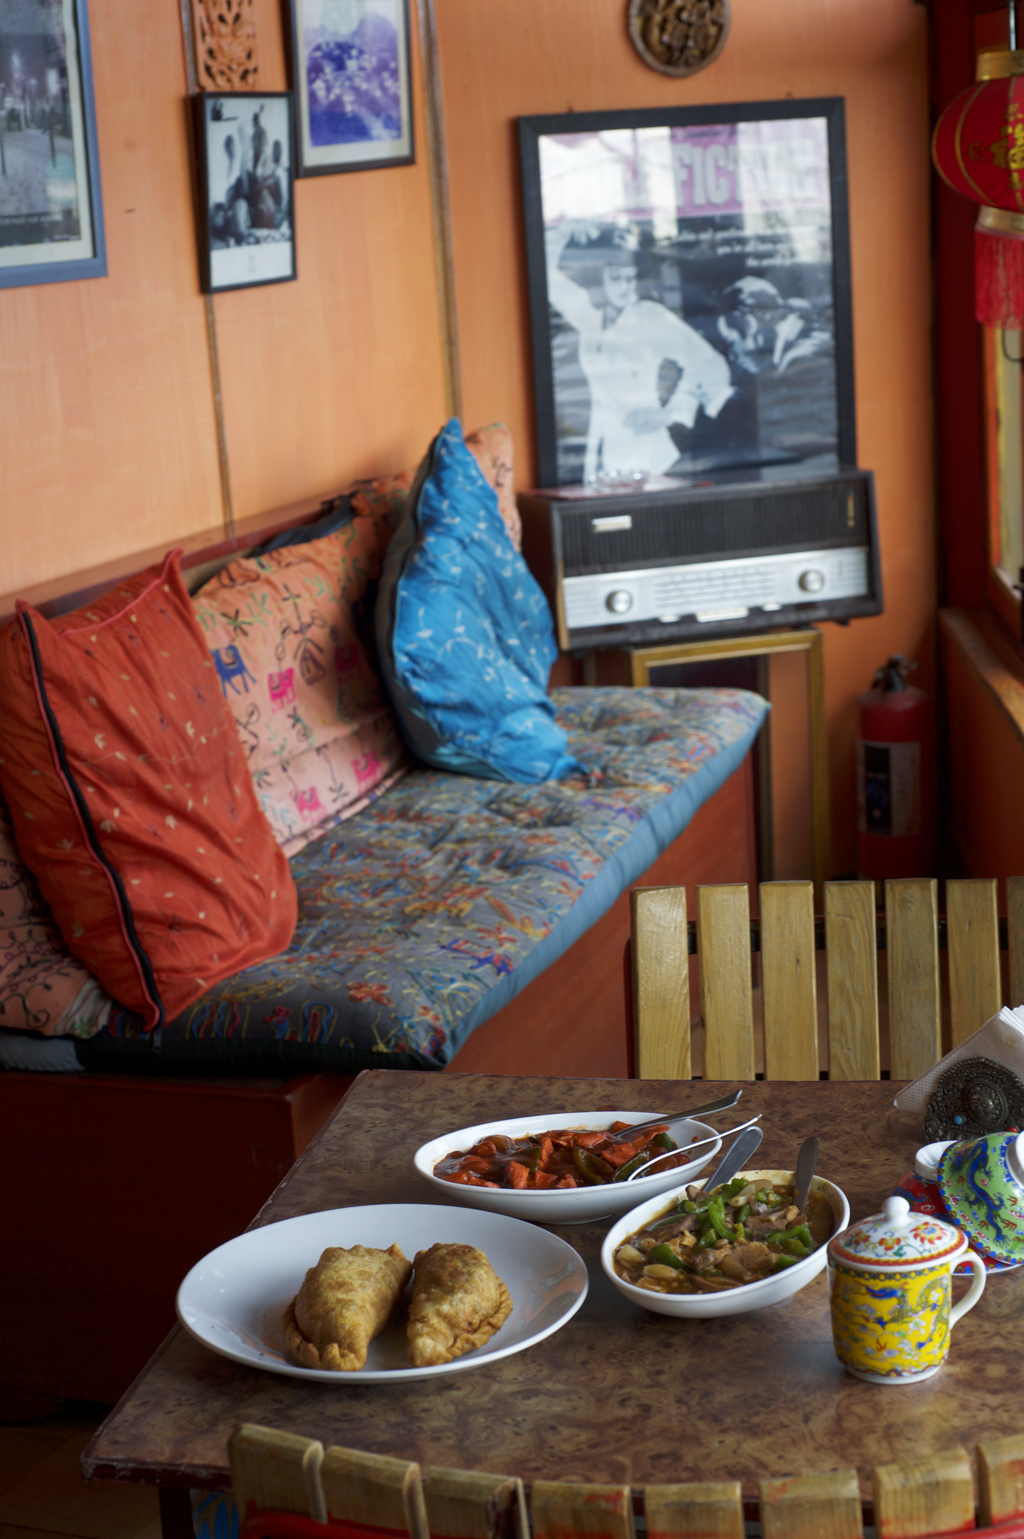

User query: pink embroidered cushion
[350,468,416,527]
[465,422,521,551]
[0,792,107,1036]
[0,552,297,1028]
[348,424,521,551]
[191,507,409,855]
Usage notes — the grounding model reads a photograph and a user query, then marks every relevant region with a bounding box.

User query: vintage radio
[519,465,882,652]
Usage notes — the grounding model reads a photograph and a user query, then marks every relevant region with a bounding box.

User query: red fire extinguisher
[857,655,935,880]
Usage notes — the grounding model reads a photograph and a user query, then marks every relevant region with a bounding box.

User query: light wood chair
[228,1426,528,1539]
[227,1426,1024,1539]
[539,1437,1024,1539]
[530,1481,634,1539]
[630,875,1024,1081]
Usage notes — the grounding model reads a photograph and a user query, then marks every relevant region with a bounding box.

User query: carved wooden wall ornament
[627,0,730,78]
[191,0,260,92]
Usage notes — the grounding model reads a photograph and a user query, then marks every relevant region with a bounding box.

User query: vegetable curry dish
[614,1176,834,1293]
[434,1123,699,1189]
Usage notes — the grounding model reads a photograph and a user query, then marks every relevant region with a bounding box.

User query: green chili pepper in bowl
[780,1236,810,1258]
[612,1152,649,1183]
[648,1243,687,1270]
[572,1146,610,1185]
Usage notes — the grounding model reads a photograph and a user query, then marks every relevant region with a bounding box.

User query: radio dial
[798,569,826,594]
[606,589,634,614]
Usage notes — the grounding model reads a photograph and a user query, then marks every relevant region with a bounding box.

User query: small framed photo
[519,99,855,490]
[286,0,414,177]
[0,0,106,290]
[192,91,296,294]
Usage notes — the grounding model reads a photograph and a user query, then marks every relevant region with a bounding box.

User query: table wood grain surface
[83,1071,1024,1499]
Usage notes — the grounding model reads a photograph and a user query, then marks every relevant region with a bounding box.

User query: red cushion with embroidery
[0,551,297,1028]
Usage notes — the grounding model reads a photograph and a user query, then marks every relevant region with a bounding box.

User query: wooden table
[84,1071,1024,1518]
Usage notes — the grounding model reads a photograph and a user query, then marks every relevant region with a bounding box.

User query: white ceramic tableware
[177,1203,588,1384]
[413,1110,722,1223]
[601,1167,850,1319]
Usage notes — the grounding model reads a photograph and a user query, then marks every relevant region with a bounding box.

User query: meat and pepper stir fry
[434,1123,698,1189]
[614,1176,834,1294]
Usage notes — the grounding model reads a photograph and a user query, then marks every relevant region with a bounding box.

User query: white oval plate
[176,1203,588,1383]
[414,1110,722,1224]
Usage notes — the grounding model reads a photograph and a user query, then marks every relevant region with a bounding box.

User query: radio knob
[799,569,826,594]
[606,589,634,614]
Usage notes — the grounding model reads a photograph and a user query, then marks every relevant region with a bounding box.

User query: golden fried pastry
[407,1242,513,1367]
[282,1243,412,1371]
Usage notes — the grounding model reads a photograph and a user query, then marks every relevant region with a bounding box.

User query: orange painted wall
[1,0,937,881]
[0,0,447,598]
[434,0,936,877]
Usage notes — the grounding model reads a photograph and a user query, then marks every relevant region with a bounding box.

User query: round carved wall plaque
[627,0,731,78]
[923,1056,1024,1143]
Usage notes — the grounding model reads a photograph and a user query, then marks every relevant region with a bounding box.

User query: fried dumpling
[407,1242,513,1367]
[283,1243,412,1371]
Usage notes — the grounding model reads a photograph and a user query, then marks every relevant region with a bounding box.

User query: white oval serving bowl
[601,1167,850,1317]
[413,1110,723,1224]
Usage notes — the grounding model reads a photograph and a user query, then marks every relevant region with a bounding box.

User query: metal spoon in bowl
[605,1088,744,1144]
[694,1123,766,1194]
[623,1113,762,1181]
[794,1135,819,1214]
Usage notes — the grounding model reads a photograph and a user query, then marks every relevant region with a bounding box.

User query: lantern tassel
[976,225,1024,328]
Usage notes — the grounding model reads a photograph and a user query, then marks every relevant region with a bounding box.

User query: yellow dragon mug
[828,1195,986,1383]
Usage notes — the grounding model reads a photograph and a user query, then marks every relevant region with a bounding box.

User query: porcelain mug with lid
[827,1195,986,1383]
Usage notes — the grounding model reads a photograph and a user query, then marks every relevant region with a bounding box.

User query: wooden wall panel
[941,615,1024,887]
[212,0,449,520]
[1,0,447,598]
[0,0,225,596]
[433,0,936,878]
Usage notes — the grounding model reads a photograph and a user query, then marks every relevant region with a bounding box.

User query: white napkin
[893,1006,1024,1113]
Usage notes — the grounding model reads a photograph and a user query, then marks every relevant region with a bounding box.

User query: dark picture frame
[285,0,414,178]
[0,0,106,290]
[191,90,296,295]
[518,99,855,490]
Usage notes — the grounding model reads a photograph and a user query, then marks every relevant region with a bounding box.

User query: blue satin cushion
[376,419,580,781]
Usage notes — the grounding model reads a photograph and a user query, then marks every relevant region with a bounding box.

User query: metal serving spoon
[606,1088,743,1144]
[685,1123,765,1195]
[623,1113,763,1181]
[794,1135,819,1213]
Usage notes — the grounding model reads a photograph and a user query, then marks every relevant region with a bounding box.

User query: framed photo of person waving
[518,100,855,491]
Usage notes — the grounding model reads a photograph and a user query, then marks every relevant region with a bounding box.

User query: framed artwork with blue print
[285,0,414,177]
[0,0,106,289]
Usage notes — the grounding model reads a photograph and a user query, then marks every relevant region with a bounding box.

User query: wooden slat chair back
[632,875,1024,1081]
[422,1466,530,1539]
[540,1436,1024,1539]
[228,1426,528,1539]
[229,1426,1024,1539]
[530,1482,634,1539]
[229,1424,328,1527]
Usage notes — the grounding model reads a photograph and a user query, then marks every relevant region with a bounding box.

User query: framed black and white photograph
[519,100,855,490]
[0,0,105,290]
[192,91,295,294]
[286,0,413,177]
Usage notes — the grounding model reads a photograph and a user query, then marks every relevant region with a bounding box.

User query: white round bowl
[413,1110,723,1224]
[601,1167,850,1317]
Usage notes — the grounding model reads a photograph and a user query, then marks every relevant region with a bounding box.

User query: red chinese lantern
[933,46,1024,327]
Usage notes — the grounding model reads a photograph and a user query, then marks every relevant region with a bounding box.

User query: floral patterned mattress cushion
[80,686,768,1075]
